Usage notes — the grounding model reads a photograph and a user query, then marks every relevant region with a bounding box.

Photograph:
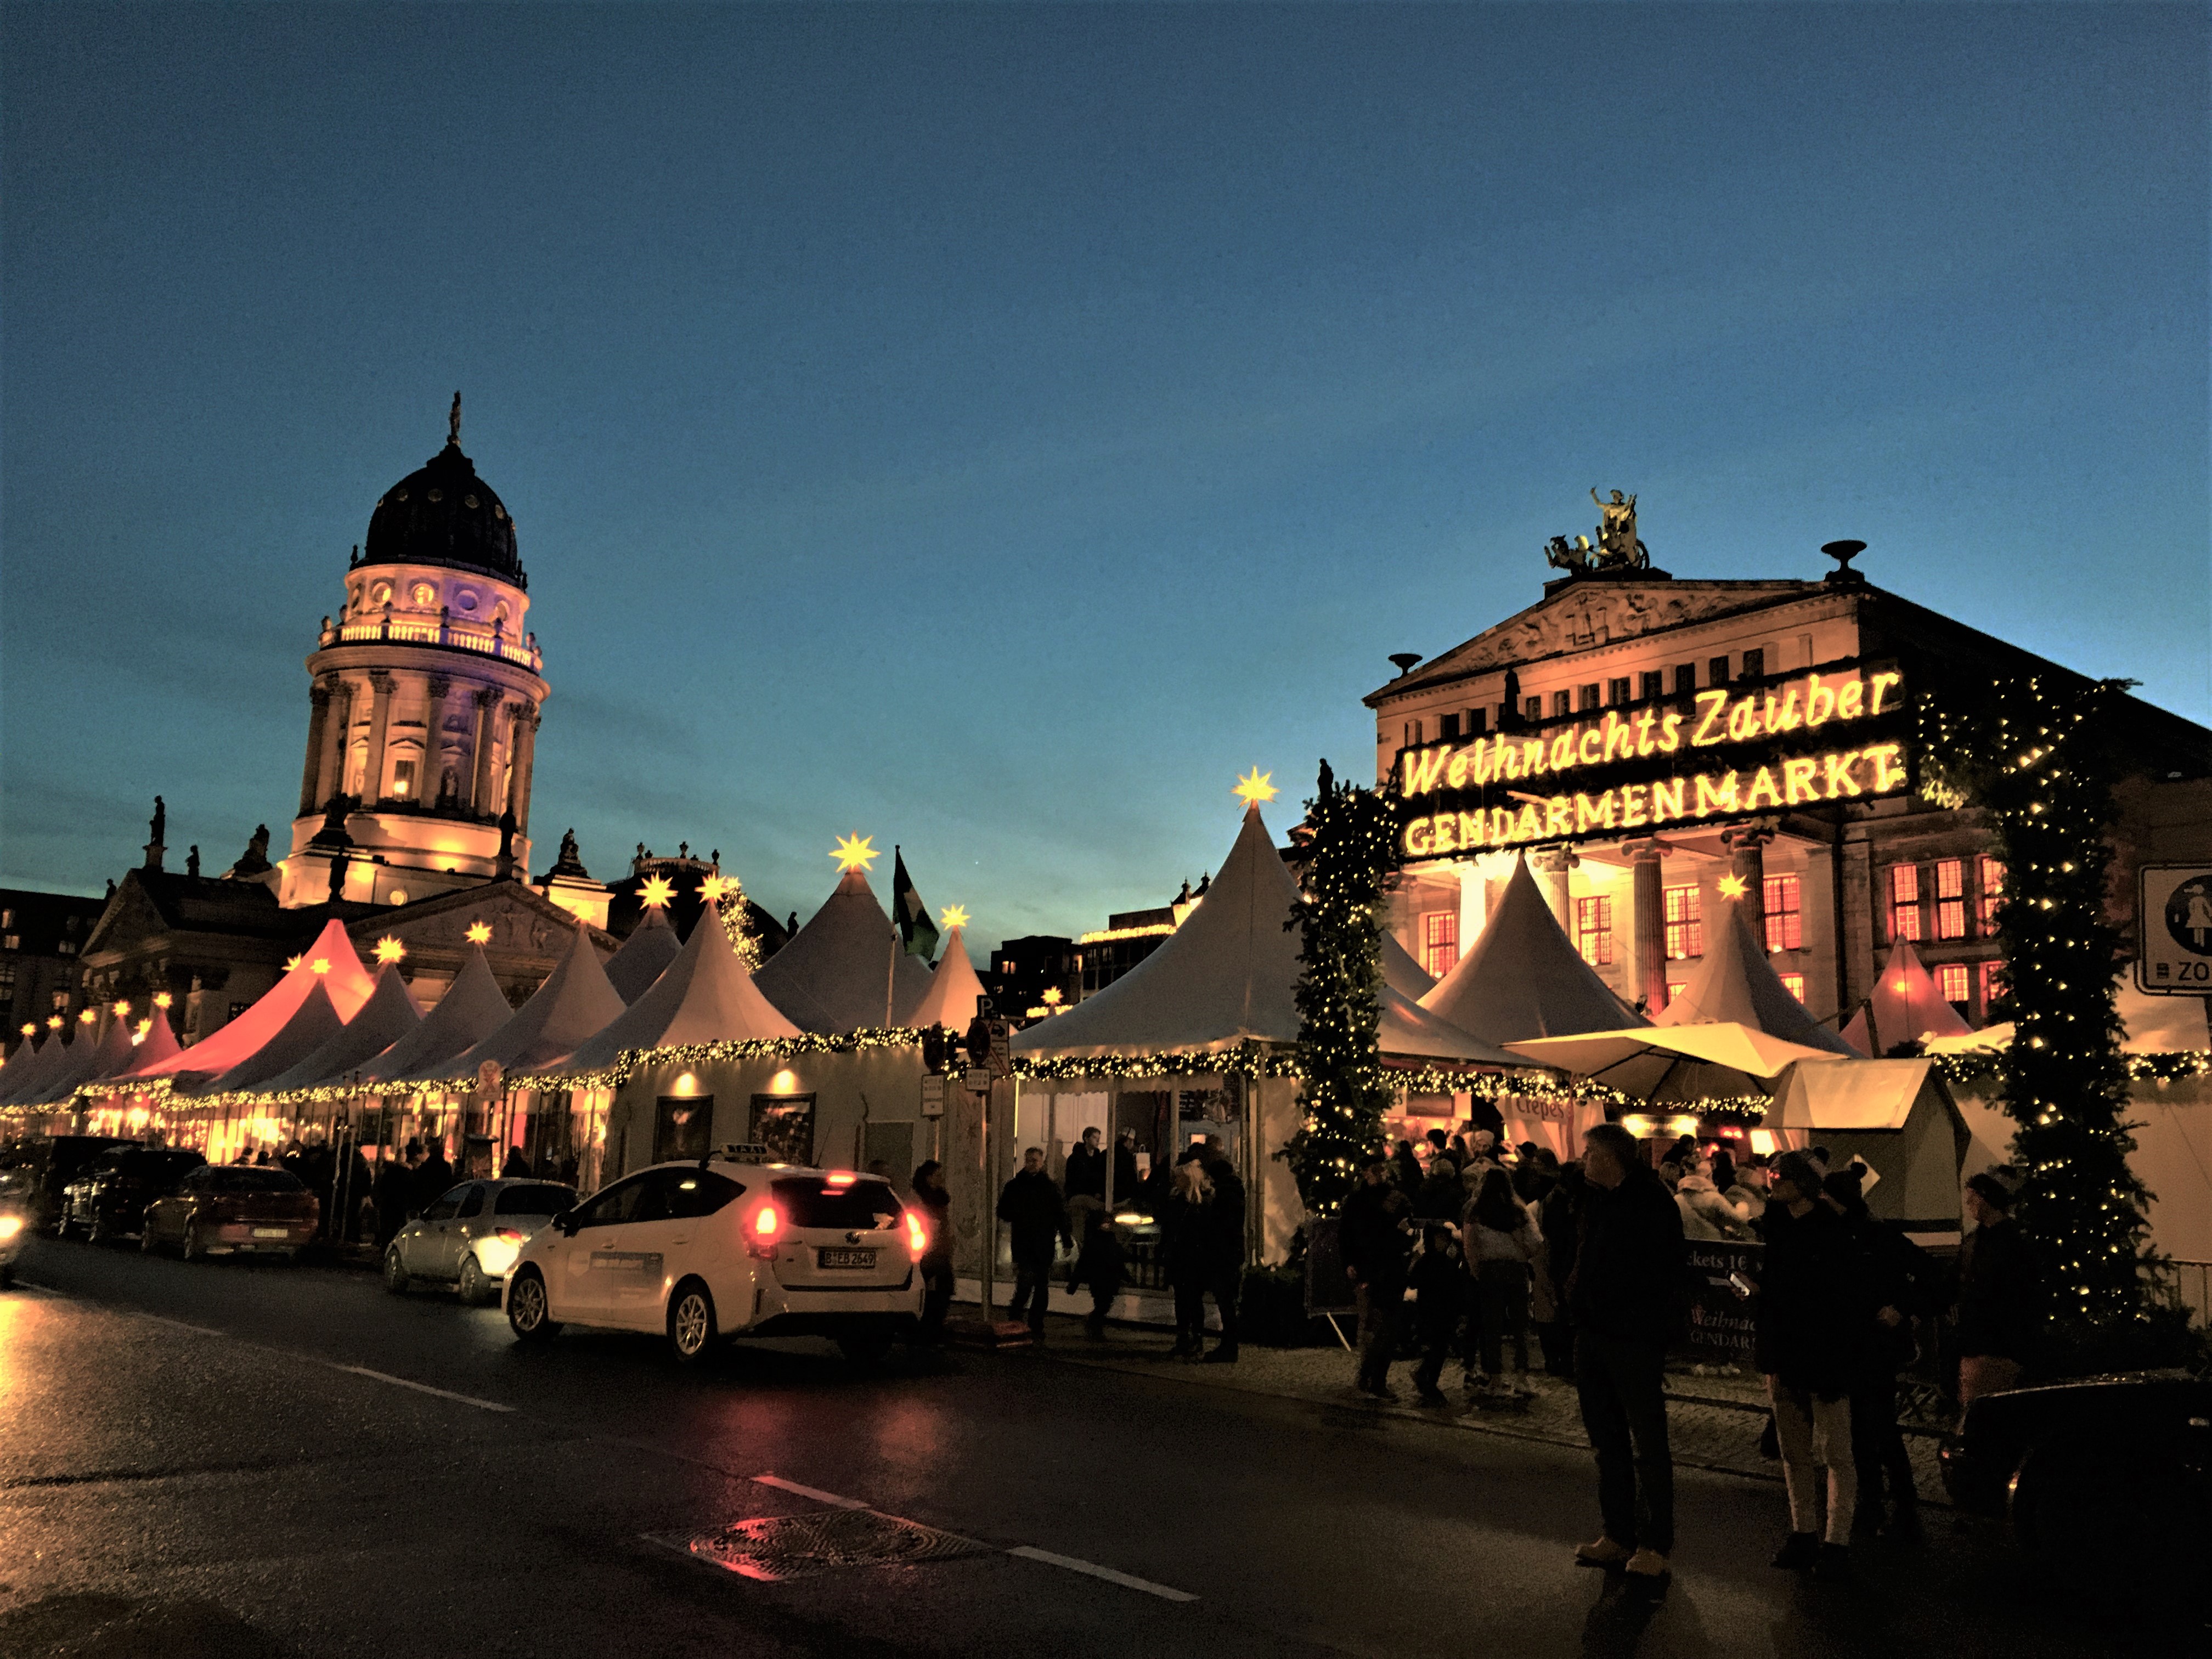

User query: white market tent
[1922,971,2212,1059]
[1841,939,1973,1054]
[189,982,348,1096]
[555,900,799,1074]
[444,922,627,1079]
[357,945,517,1085]
[753,867,932,1033]
[125,918,375,1079]
[29,1017,140,1105]
[0,1031,69,1107]
[261,964,423,1092]
[1420,855,1648,1044]
[909,926,988,1029]
[1768,1056,1971,1227]
[603,905,682,1005]
[1655,894,1859,1055]
[1381,930,1435,1001]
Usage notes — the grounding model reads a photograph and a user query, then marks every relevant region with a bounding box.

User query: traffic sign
[2137,864,2212,996]
[920,1074,945,1119]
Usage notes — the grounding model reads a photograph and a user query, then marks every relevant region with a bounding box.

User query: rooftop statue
[1589,487,1650,568]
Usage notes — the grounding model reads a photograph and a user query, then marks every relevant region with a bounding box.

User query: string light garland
[706,870,763,972]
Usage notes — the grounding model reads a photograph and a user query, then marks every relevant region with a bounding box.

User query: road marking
[751,1473,869,1509]
[1007,1545,1199,1602]
[134,1312,227,1338]
[335,1365,515,1413]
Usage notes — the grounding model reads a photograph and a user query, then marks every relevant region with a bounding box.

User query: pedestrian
[1111,1129,1142,1211]
[996,1147,1070,1340]
[1675,1156,1755,1242]
[1826,1167,1935,1539]
[1465,1166,1538,1397]
[1424,1126,1450,1159]
[1341,1159,1412,1400]
[1063,1126,1108,1249]
[909,1160,955,1345]
[1953,1171,2037,1425]
[1408,1223,1464,1406]
[370,1148,413,1252]
[1412,1154,1463,1222]
[1071,1217,1128,1339]
[413,1136,453,1215]
[1163,1154,1215,1358]
[1708,1146,1739,1198]
[1724,1155,1769,1220]
[1538,1160,1587,1376]
[1567,1122,1685,1585]
[1389,1138,1423,1194]
[500,1146,529,1179]
[1200,1147,1245,1363]
[1746,1151,1867,1579]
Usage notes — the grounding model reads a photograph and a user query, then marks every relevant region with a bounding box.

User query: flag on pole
[891,846,939,961]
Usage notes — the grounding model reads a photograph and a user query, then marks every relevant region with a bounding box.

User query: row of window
[1400,650,1776,747]
[1889,856,2003,943]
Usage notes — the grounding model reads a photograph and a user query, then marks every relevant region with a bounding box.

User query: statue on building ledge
[1544,488,1652,574]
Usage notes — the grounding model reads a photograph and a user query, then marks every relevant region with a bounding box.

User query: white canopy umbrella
[360,945,515,1085]
[604,905,682,1005]
[1420,854,1647,1043]
[261,964,423,1092]
[1506,1023,1845,1103]
[555,899,799,1075]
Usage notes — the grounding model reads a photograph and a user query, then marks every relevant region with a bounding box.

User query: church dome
[360,401,525,586]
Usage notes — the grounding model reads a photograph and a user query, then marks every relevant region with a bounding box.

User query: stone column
[363,672,396,804]
[1456,861,1488,962]
[1724,826,1775,951]
[1625,839,1669,1013]
[509,706,541,836]
[1534,847,1578,940]
[298,685,331,816]
[424,674,453,804]
[316,678,353,808]
[470,691,503,815]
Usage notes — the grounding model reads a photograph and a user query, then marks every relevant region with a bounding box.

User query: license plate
[251,1227,289,1239]
[816,1247,877,1269]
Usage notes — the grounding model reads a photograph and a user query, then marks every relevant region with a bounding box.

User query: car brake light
[824,1171,856,1187]
[904,1210,927,1261]
[494,1227,526,1244]
[747,1201,781,1261]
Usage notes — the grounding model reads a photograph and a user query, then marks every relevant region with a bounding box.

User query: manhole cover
[680,1508,990,1582]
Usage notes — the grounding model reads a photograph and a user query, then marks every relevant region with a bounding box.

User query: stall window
[1607,677,1631,706]
[1778,973,1807,1004]
[1663,884,1703,959]
[1763,874,1802,952]
[1977,856,2006,934]
[1934,859,1967,940]
[1421,912,1459,979]
[1937,963,1970,1011]
[1888,864,1922,941]
[1575,896,1614,967]
[1640,671,1666,702]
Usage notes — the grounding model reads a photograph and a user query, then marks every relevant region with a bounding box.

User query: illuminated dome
[360,397,524,585]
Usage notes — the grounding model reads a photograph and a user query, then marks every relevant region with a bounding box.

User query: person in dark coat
[1341,1160,1412,1399]
[997,1147,1071,1338]
[1063,1126,1108,1251]
[1162,1153,1215,1358]
[1408,1224,1465,1407]
[1111,1130,1142,1211]
[1825,1167,1935,1538]
[1953,1171,2037,1424]
[1566,1123,1685,1584]
[1070,1218,1128,1338]
[1200,1153,1245,1362]
[909,1160,955,1345]
[411,1138,454,1216]
[1389,1139,1423,1195]
[1412,1156,1463,1222]
[500,1147,531,1179]
[1538,1161,1587,1376]
[370,1148,415,1251]
[1747,1152,1869,1578]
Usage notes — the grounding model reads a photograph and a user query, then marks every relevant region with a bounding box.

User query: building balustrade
[319,613,542,672]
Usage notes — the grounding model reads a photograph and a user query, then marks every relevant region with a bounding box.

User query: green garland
[1931,1048,2212,1091]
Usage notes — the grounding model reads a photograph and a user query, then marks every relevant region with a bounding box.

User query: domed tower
[280,397,551,908]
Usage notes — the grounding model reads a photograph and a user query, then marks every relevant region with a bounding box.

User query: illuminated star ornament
[939,904,971,931]
[698,874,732,905]
[374,936,407,964]
[639,874,678,909]
[284,955,305,972]
[1233,768,1279,808]
[112,1000,132,1018]
[831,833,879,874]
[1041,986,1064,1007]
[311,957,331,975]
[465,920,494,945]
[1717,874,1749,900]
[154,991,173,1010]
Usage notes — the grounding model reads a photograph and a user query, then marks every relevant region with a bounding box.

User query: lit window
[1979,960,2007,1014]
[1778,973,1806,1004]
[1665,981,1688,1003]
[1977,856,2005,934]
[1575,896,1614,967]
[1889,864,1922,942]
[1421,912,1458,979]
[1763,874,1802,952]
[1937,963,1970,1008]
[391,759,417,798]
[1663,884,1703,960]
[1934,859,1966,940]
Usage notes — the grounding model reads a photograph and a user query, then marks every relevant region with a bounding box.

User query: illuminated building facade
[1368,539,2212,1041]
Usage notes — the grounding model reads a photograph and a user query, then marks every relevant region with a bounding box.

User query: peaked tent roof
[127,1014,181,1074]
[30,1017,140,1104]
[909,927,988,1029]
[444,922,627,1079]
[1381,930,1435,1001]
[261,964,423,1092]
[604,905,682,1005]
[1419,856,1648,1044]
[1839,939,1973,1054]
[753,868,931,1033]
[189,983,348,1096]
[1654,896,1858,1055]
[362,945,517,1084]
[555,902,799,1074]
[126,918,375,1077]
[0,1032,66,1107]
[1015,805,1526,1066]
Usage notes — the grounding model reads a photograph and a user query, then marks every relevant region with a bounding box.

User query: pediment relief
[350,884,606,960]
[1396,583,1810,691]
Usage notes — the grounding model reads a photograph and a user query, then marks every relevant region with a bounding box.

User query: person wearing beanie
[1954,1170,2038,1426]
[1825,1167,1939,1539]
[1747,1151,1870,1579]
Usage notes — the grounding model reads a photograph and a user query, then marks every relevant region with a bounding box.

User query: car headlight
[0,1214,23,1242]
[475,1233,523,1276]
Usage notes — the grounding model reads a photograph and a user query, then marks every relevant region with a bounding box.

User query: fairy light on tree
[699,872,762,971]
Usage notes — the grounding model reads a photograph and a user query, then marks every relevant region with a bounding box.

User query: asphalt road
[0,1234,2158,1659]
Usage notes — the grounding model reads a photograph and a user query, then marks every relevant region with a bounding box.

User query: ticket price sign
[2137,865,2212,996]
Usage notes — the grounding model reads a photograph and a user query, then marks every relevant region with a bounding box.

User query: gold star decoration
[374,937,407,964]
[285,955,305,972]
[47,1015,64,1030]
[1717,873,1749,900]
[19,1023,36,1037]
[831,833,879,873]
[1233,767,1279,807]
[698,874,732,905]
[311,957,331,974]
[78,1008,97,1024]
[112,1000,132,1018]
[465,921,494,945]
[154,991,173,1009]
[1041,986,1064,1007]
[939,904,971,931]
[639,874,678,909]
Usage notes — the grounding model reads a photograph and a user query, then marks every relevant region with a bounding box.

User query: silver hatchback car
[385,1177,577,1305]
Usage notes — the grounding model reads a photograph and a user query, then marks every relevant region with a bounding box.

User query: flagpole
[887,845,898,1026]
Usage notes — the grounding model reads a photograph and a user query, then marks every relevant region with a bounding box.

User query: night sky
[3,4,2204,952]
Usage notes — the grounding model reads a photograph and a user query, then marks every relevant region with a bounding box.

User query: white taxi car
[503,1147,926,1365]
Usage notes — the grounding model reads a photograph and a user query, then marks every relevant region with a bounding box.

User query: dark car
[25,1135,136,1232]
[141,1164,321,1262]
[1942,1370,2212,1606]
[60,1147,207,1243]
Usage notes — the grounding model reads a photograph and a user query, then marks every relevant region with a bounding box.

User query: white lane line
[134,1311,225,1338]
[751,1472,869,1509]
[1007,1545,1199,1602]
[334,1365,515,1413]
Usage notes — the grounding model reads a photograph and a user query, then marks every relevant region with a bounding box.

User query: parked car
[140,1164,320,1261]
[385,1178,577,1304]
[504,1150,925,1365]
[0,1166,32,1289]
[60,1147,207,1243]
[24,1135,136,1232]
[1942,1369,2212,1607]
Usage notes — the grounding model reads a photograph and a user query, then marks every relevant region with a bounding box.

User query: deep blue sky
[4,4,2205,951]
